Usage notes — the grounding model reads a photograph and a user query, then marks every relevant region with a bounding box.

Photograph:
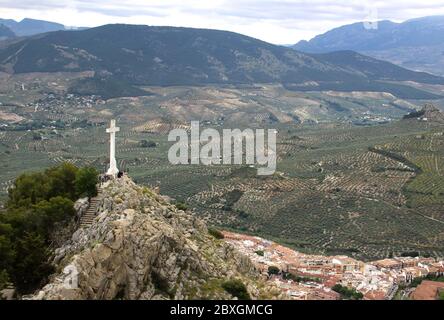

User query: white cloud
[1,0,444,44]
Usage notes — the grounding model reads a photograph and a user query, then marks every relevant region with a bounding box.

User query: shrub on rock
[221,279,251,300]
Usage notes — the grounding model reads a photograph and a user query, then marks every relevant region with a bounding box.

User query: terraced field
[1,79,443,260]
[2,112,443,260]
[375,131,444,220]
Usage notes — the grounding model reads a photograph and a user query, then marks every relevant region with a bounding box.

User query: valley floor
[1,80,444,261]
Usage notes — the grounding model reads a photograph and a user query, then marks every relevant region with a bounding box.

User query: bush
[221,189,243,211]
[401,251,419,257]
[236,210,249,219]
[255,250,264,256]
[221,279,251,300]
[75,167,99,198]
[175,202,188,211]
[268,266,280,275]
[332,284,363,300]
[139,140,157,148]
[208,228,224,239]
[410,277,423,287]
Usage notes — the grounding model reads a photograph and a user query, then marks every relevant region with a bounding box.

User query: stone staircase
[79,190,102,228]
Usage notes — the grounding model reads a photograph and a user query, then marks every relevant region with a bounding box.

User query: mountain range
[0,18,67,37]
[0,24,442,99]
[0,24,15,40]
[293,16,444,76]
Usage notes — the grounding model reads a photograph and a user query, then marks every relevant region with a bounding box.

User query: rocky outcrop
[31,176,279,300]
[74,197,89,220]
[404,104,444,123]
[422,104,444,123]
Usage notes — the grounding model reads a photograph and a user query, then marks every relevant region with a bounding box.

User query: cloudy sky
[1,0,444,44]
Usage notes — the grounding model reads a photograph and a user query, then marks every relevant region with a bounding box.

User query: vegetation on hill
[208,227,224,239]
[267,266,280,275]
[174,202,188,211]
[0,163,98,294]
[403,109,426,119]
[284,79,442,100]
[68,76,151,100]
[75,167,100,198]
[411,275,444,288]
[332,284,364,300]
[139,140,157,148]
[282,272,322,283]
[368,147,421,173]
[221,279,251,300]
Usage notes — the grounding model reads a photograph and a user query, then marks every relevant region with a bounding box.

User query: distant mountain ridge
[0,18,67,37]
[0,24,15,40]
[293,16,444,76]
[0,24,442,99]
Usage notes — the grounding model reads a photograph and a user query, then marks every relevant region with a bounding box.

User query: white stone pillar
[106,119,120,177]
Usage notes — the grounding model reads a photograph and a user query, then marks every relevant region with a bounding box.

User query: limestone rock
[31,176,276,300]
[74,197,89,219]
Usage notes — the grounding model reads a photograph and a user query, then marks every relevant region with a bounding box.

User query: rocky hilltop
[420,104,444,123]
[31,176,279,300]
[403,104,444,123]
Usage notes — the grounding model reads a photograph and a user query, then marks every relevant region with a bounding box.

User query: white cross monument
[106,119,120,177]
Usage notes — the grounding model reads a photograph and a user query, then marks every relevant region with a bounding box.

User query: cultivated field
[0,76,443,260]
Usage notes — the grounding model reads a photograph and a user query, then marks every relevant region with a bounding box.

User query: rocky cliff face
[32,176,279,300]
